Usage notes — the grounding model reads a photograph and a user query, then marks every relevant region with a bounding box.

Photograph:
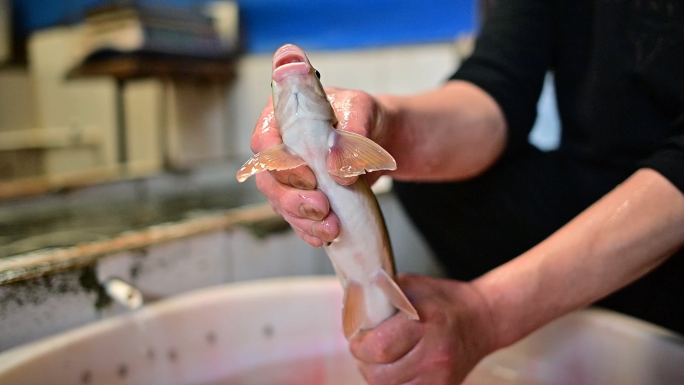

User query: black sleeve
[642,128,684,194]
[450,0,558,157]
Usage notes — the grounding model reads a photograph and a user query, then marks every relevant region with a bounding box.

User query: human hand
[250,87,388,247]
[349,274,497,385]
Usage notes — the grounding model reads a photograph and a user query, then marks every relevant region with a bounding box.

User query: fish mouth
[272,44,311,82]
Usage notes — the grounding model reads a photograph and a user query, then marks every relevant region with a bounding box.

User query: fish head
[271,44,337,133]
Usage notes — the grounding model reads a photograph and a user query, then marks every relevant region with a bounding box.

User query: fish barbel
[237,44,418,339]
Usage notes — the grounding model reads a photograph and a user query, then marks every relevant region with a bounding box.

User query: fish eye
[315,69,321,80]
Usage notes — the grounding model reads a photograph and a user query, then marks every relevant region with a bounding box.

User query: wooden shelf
[66,52,238,82]
[0,127,101,151]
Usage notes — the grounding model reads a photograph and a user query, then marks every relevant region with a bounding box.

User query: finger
[355,359,371,384]
[269,199,340,242]
[331,174,359,186]
[250,97,283,153]
[256,172,329,221]
[311,211,340,242]
[349,311,423,364]
[292,226,324,248]
[279,212,339,243]
[271,166,317,190]
[395,274,430,300]
[325,89,390,187]
[250,98,319,189]
[356,341,422,385]
[357,363,418,385]
[326,88,377,138]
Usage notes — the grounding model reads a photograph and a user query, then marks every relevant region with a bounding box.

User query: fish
[237,44,419,339]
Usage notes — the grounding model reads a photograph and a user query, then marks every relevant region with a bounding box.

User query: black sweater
[451,0,684,194]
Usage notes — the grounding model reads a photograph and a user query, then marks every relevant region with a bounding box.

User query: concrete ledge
[0,202,278,285]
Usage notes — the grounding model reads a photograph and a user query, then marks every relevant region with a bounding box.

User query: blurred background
[0,0,559,352]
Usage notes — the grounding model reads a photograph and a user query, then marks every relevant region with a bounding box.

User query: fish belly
[316,170,397,329]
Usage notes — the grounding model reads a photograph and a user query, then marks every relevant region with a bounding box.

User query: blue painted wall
[12,0,475,53]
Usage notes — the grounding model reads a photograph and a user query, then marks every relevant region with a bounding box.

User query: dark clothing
[394,0,684,334]
[452,0,684,192]
[394,147,684,334]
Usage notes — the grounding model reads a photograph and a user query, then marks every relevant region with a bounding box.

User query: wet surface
[194,351,554,385]
[0,170,265,259]
[0,269,91,310]
[2,271,683,385]
[199,351,364,385]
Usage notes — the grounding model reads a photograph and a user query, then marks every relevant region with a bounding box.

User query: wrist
[471,260,545,351]
[467,279,506,355]
[373,93,406,153]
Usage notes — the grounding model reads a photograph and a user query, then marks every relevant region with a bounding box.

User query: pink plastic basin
[1,276,683,385]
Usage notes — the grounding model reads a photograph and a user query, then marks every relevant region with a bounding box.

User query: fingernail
[289,174,314,190]
[298,203,324,220]
[311,221,334,242]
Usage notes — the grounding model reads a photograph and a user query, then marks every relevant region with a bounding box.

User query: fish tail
[342,270,419,339]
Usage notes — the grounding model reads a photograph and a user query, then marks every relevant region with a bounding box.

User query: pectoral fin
[342,280,366,339]
[237,144,306,182]
[374,270,419,321]
[327,130,397,178]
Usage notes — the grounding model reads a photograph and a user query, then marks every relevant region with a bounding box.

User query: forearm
[473,168,684,349]
[375,80,507,181]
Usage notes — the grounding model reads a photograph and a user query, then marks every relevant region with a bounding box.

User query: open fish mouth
[272,45,311,81]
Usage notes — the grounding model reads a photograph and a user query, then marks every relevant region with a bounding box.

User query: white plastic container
[1,276,683,385]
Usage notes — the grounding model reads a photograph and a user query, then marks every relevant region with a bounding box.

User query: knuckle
[349,339,365,360]
[254,174,270,194]
[363,369,383,385]
[370,338,395,363]
[293,226,310,240]
[426,348,453,373]
[435,372,453,385]
[269,200,287,220]
[276,190,294,214]
[249,132,260,153]
[433,352,452,368]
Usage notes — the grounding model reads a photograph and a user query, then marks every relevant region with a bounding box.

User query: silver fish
[238,44,418,338]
